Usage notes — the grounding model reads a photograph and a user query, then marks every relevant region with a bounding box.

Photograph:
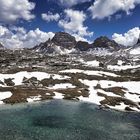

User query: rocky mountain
[34,32,121,54]
[75,41,92,51]
[92,36,120,50]
[51,32,76,49]
[34,32,77,54]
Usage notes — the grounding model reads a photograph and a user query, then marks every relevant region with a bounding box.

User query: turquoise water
[0,100,139,140]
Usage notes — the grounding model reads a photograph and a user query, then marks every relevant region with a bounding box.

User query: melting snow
[27,95,41,103]
[117,60,124,66]
[97,89,121,97]
[48,83,76,89]
[0,91,12,104]
[107,64,140,71]
[107,103,128,111]
[130,47,140,55]
[53,92,64,99]
[84,60,100,67]
[60,69,119,77]
[79,80,105,105]
[99,80,140,94]
[0,71,69,86]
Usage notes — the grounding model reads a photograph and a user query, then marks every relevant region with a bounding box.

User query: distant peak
[52,32,76,48]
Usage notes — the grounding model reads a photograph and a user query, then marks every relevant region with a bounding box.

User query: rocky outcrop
[34,33,121,54]
[75,41,91,51]
[52,32,76,49]
[34,39,55,53]
[34,32,77,54]
[92,36,120,50]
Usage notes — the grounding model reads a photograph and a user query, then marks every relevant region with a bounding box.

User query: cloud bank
[112,27,140,46]
[89,0,140,19]
[0,0,35,23]
[42,12,60,22]
[0,26,54,49]
[58,9,93,42]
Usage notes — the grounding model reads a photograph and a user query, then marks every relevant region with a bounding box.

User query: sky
[0,0,140,48]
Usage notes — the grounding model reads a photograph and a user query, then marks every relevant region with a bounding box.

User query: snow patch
[79,80,105,105]
[130,47,140,55]
[0,71,69,86]
[107,64,140,71]
[27,95,41,103]
[0,91,12,104]
[107,103,128,111]
[60,69,119,77]
[53,92,64,99]
[84,60,100,67]
[97,89,121,97]
[48,83,76,89]
[99,80,140,94]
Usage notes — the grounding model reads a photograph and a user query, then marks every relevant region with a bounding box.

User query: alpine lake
[0,99,139,140]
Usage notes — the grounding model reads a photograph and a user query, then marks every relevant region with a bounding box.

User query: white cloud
[58,9,93,38]
[55,0,91,7]
[0,25,54,49]
[42,12,60,22]
[0,0,35,23]
[89,0,140,19]
[112,27,140,46]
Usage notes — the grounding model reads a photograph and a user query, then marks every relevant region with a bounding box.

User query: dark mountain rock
[92,36,120,50]
[34,32,77,54]
[34,39,53,52]
[75,41,91,51]
[33,33,121,54]
[52,32,76,49]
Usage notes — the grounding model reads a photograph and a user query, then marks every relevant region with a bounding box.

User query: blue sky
[19,0,140,39]
[0,0,140,48]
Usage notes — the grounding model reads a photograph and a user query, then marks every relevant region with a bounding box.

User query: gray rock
[92,36,120,50]
[52,32,76,49]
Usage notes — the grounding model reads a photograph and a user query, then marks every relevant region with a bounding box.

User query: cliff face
[33,32,121,54]
[75,41,91,51]
[51,32,76,49]
[93,36,120,49]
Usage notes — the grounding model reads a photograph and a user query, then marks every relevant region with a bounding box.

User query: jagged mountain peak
[93,36,120,49]
[75,41,91,51]
[52,32,76,49]
[33,32,121,54]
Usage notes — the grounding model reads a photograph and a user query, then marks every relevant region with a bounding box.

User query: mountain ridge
[33,32,122,54]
